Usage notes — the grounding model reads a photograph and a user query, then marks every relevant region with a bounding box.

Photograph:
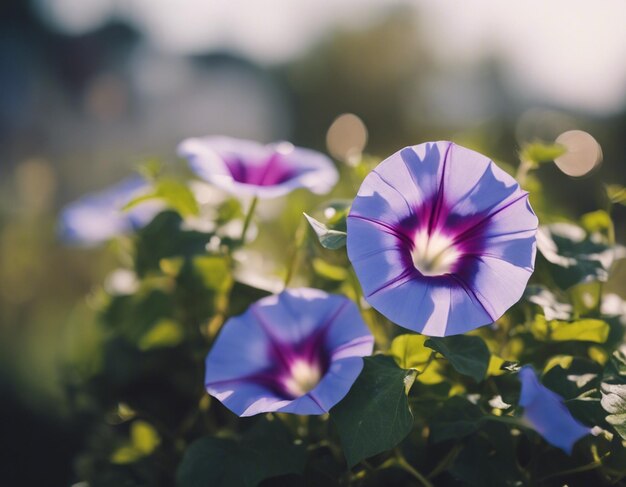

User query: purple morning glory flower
[518,366,590,454]
[347,142,538,336]
[178,136,338,198]
[204,288,374,416]
[59,176,163,246]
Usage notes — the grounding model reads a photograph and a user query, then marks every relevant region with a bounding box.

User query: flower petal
[59,176,161,246]
[347,142,538,336]
[204,289,373,416]
[178,136,338,198]
[251,288,348,345]
[519,366,590,454]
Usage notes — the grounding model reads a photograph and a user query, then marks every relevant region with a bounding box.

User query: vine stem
[240,196,259,244]
[381,449,434,487]
[283,216,307,288]
[537,455,607,482]
[515,158,534,188]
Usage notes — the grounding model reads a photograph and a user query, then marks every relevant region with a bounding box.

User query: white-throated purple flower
[518,366,590,454]
[204,288,374,416]
[178,136,338,199]
[347,142,537,336]
[59,176,163,246]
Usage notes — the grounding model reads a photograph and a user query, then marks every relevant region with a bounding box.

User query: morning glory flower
[178,136,338,199]
[347,141,537,336]
[59,176,163,246]
[204,288,374,416]
[518,366,590,454]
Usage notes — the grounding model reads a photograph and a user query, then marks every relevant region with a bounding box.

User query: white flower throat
[283,359,322,397]
[411,230,460,276]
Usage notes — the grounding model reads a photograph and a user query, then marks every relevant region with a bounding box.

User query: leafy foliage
[331,356,414,467]
[176,418,306,487]
[425,335,490,382]
[64,138,626,487]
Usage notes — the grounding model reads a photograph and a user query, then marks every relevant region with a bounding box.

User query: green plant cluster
[66,142,626,486]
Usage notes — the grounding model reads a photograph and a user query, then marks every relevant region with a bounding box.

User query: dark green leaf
[449,421,525,487]
[134,211,213,276]
[176,418,306,487]
[330,355,413,467]
[425,335,490,382]
[536,222,625,289]
[430,396,483,443]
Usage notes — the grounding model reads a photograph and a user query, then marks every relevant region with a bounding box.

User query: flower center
[282,359,322,397]
[411,230,460,276]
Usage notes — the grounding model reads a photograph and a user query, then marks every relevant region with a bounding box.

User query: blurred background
[1,0,625,484]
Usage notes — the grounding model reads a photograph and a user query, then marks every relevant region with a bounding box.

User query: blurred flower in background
[179,136,338,198]
[59,175,162,245]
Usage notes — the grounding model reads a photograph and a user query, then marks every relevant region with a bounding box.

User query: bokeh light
[554,130,603,177]
[326,113,368,165]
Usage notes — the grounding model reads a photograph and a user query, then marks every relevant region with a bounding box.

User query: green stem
[427,443,462,479]
[537,458,605,482]
[386,449,434,487]
[515,159,534,188]
[240,196,259,244]
[283,217,307,288]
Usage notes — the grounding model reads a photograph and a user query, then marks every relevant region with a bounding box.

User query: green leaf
[601,383,626,440]
[110,420,161,464]
[524,285,571,320]
[318,199,352,231]
[532,315,609,343]
[216,198,243,224]
[192,255,233,293]
[536,222,625,289]
[606,413,626,440]
[138,319,184,351]
[569,281,602,317]
[131,420,161,454]
[134,211,213,276]
[125,179,199,216]
[389,334,432,370]
[449,421,525,486]
[312,258,348,281]
[110,445,145,465]
[102,290,175,344]
[430,396,483,443]
[176,418,306,487]
[606,184,626,206]
[303,213,347,250]
[425,335,490,382]
[580,210,612,235]
[330,355,413,467]
[520,141,566,167]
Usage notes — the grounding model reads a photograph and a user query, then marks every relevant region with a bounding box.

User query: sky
[35,0,626,115]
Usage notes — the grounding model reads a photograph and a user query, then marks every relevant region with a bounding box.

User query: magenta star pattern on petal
[347,142,538,336]
[178,136,338,199]
[204,288,374,417]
